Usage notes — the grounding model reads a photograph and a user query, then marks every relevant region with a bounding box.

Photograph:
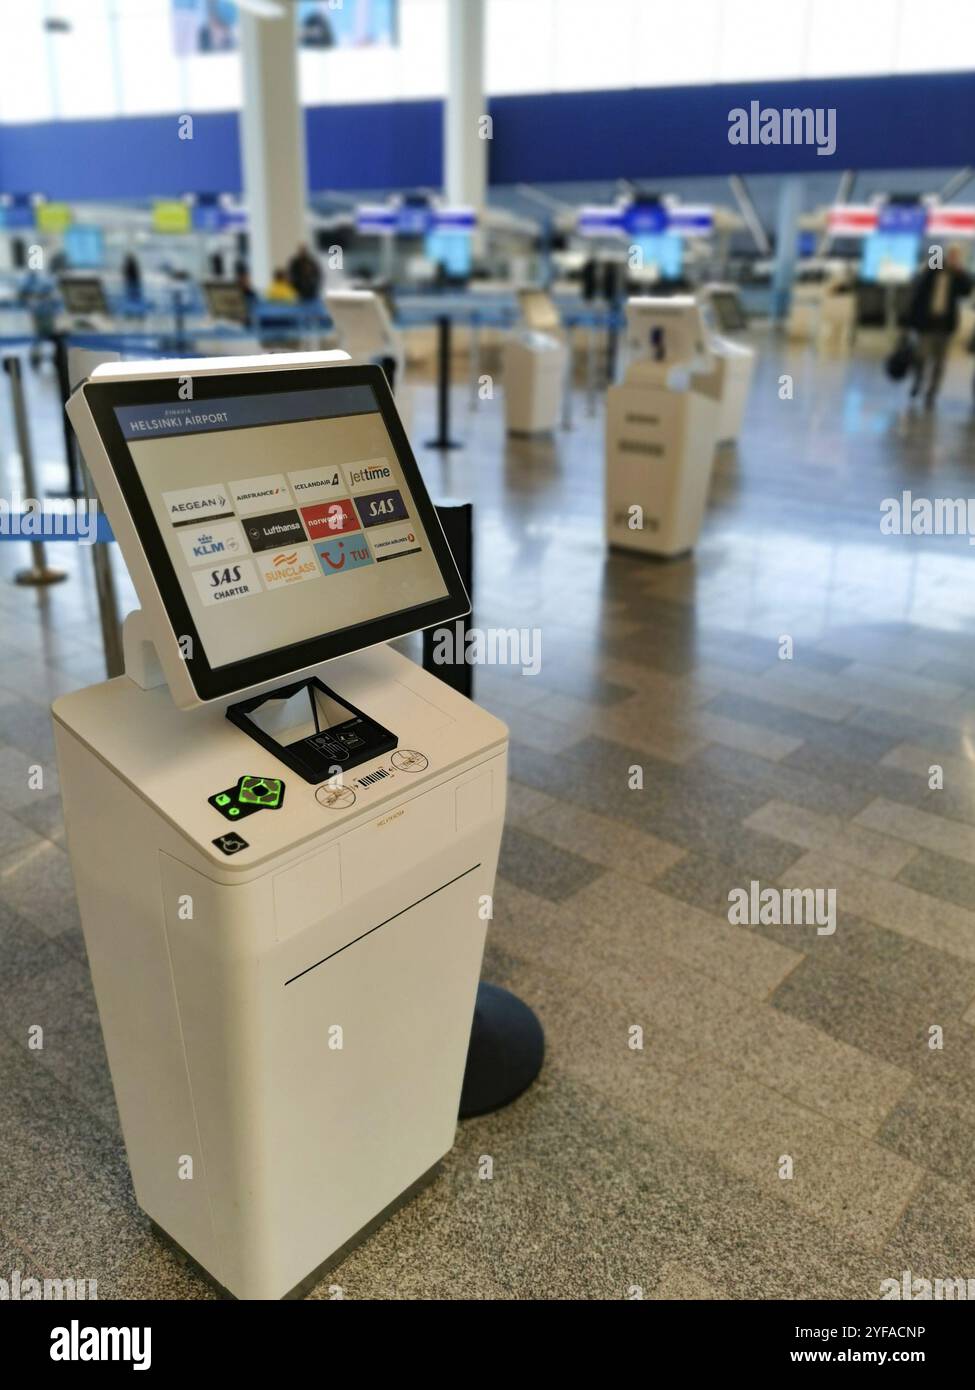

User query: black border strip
[284,862,481,986]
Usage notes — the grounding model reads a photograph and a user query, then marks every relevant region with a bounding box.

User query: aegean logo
[728,100,836,156]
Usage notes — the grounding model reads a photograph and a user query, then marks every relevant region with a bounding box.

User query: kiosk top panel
[69,355,469,706]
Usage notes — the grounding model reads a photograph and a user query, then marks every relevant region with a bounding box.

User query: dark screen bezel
[84,362,470,702]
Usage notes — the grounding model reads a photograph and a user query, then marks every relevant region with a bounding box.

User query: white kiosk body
[326,288,414,437]
[699,284,756,445]
[605,296,720,558]
[503,289,567,435]
[55,352,506,1299]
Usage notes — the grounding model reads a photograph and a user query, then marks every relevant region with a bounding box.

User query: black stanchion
[50,332,82,498]
[425,502,545,1117]
[425,314,462,450]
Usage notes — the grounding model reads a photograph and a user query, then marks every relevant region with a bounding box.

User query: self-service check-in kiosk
[326,288,413,437]
[55,350,507,1299]
[503,289,568,436]
[699,284,756,446]
[605,296,720,558]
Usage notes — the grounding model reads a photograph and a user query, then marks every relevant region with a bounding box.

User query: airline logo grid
[164,456,421,607]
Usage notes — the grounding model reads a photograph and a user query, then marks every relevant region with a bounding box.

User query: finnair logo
[728,101,837,157]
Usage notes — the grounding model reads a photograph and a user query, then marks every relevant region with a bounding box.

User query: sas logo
[192,557,262,606]
[354,489,408,528]
[261,544,321,588]
[177,519,245,567]
[315,536,374,576]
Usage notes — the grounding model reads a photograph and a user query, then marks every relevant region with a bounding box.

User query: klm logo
[192,533,227,559]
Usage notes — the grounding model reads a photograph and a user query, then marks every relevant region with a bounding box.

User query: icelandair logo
[50,1319,151,1371]
[728,100,836,157]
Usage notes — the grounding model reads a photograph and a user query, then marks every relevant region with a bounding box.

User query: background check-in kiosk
[58,273,113,331]
[605,296,720,558]
[502,288,568,436]
[326,287,413,437]
[55,351,509,1300]
[699,283,756,446]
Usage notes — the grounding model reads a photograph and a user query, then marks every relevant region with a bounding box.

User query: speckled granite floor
[3,340,975,1298]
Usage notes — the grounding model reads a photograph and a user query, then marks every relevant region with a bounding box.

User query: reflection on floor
[2,340,975,1298]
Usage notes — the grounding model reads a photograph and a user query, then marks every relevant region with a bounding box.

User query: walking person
[907,243,973,407]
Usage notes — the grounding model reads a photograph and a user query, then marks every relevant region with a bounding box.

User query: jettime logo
[315,536,374,576]
[342,458,394,494]
[728,100,837,157]
[261,545,321,589]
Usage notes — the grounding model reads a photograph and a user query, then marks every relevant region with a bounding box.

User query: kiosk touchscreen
[326,287,412,432]
[58,273,110,323]
[203,278,251,325]
[55,351,508,1299]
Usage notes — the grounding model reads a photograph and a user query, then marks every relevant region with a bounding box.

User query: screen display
[114,383,448,671]
[632,233,683,280]
[64,226,105,269]
[60,276,109,316]
[423,229,471,279]
[861,233,920,284]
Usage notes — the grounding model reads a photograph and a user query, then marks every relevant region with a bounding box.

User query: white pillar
[444,0,486,222]
[239,4,308,292]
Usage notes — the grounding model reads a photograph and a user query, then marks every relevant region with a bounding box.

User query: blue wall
[0,72,971,199]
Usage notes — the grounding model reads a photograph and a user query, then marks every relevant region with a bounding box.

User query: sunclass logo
[728,100,836,157]
[728,881,836,935]
[880,491,975,542]
[881,1269,975,1300]
[0,491,100,544]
